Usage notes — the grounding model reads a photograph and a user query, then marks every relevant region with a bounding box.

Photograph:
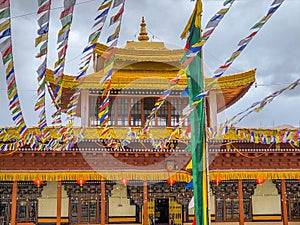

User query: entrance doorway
[155,198,169,225]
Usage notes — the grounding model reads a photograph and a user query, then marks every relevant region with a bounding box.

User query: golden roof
[45,17,256,112]
[45,68,255,113]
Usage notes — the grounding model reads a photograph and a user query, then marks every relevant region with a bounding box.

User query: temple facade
[0,18,299,225]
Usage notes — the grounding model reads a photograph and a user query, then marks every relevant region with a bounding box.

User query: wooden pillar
[56,181,62,225]
[238,180,244,225]
[281,179,288,225]
[143,181,148,225]
[101,181,106,225]
[10,181,17,225]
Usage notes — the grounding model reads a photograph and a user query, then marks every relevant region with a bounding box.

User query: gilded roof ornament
[138,16,149,41]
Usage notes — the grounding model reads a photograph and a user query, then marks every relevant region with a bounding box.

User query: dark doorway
[155,198,169,225]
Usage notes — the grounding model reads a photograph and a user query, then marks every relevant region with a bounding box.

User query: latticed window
[215,197,251,222]
[273,179,300,221]
[0,182,44,225]
[117,98,129,126]
[69,198,100,224]
[130,98,142,126]
[170,99,181,126]
[288,196,300,220]
[89,95,189,128]
[89,96,114,126]
[156,100,168,126]
[0,201,10,225]
[16,201,37,223]
[64,181,115,225]
[211,180,254,222]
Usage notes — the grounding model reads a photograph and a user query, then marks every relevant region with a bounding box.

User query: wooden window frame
[215,196,252,222]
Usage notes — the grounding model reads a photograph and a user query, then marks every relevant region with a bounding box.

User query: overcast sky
[0,0,299,129]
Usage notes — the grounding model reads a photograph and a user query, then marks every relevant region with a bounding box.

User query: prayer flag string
[35,0,51,142]
[0,0,31,145]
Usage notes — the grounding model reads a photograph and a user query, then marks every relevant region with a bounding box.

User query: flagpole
[181,1,209,225]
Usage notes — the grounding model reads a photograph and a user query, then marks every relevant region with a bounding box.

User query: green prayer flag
[2,52,12,64]
[0,8,10,19]
[182,1,209,225]
[88,31,100,43]
[38,0,48,7]
[61,14,72,27]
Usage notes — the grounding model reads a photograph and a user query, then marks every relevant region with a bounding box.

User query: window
[89,95,189,128]
[89,96,115,126]
[89,96,101,126]
[117,98,129,126]
[273,179,300,222]
[0,202,10,225]
[215,197,251,222]
[288,196,300,221]
[81,200,97,222]
[130,98,142,126]
[211,181,253,222]
[70,198,100,224]
[170,99,180,126]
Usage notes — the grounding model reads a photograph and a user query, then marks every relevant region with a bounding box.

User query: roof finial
[138,16,149,42]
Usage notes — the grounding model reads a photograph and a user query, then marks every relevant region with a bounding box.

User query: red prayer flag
[37,0,50,14]
[0,0,9,10]
[60,5,74,19]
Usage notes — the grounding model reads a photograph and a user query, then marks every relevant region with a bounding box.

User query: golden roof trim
[0,170,191,182]
[45,69,78,88]
[94,43,184,60]
[45,68,255,91]
[0,126,296,142]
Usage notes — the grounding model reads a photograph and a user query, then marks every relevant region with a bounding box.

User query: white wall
[38,181,69,217]
[109,184,136,216]
[252,180,281,215]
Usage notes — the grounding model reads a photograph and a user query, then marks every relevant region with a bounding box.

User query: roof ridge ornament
[138,16,149,42]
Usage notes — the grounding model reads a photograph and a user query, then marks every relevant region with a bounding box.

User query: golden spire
[138,16,149,42]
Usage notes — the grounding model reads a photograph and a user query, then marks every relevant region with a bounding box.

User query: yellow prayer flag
[6,59,13,74]
[35,33,48,47]
[8,88,17,99]
[180,0,202,39]
[0,19,10,33]
[192,39,206,47]
[98,0,112,10]
[58,24,71,37]
[186,159,192,170]
[217,8,229,15]
[230,51,241,60]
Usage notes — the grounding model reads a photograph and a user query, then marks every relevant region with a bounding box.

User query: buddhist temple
[0,17,300,225]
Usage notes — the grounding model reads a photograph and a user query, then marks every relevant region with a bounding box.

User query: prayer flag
[64,0,76,9]
[0,19,10,33]
[95,8,109,21]
[180,1,208,225]
[37,23,49,35]
[0,0,9,10]
[61,14,72,27]
[0,7,9,19]
[0,37,11,54]
[112,0,123,8]
[98,0,112,10]
[35,33,48,47]
[37,0,50,14]
[0,27,10,39]
[60,6,74,19]
[37,0,48,7]
[109,3,124,25]
[37,12,50,27]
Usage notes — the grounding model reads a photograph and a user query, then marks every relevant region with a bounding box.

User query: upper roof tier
[45,17,256,112]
